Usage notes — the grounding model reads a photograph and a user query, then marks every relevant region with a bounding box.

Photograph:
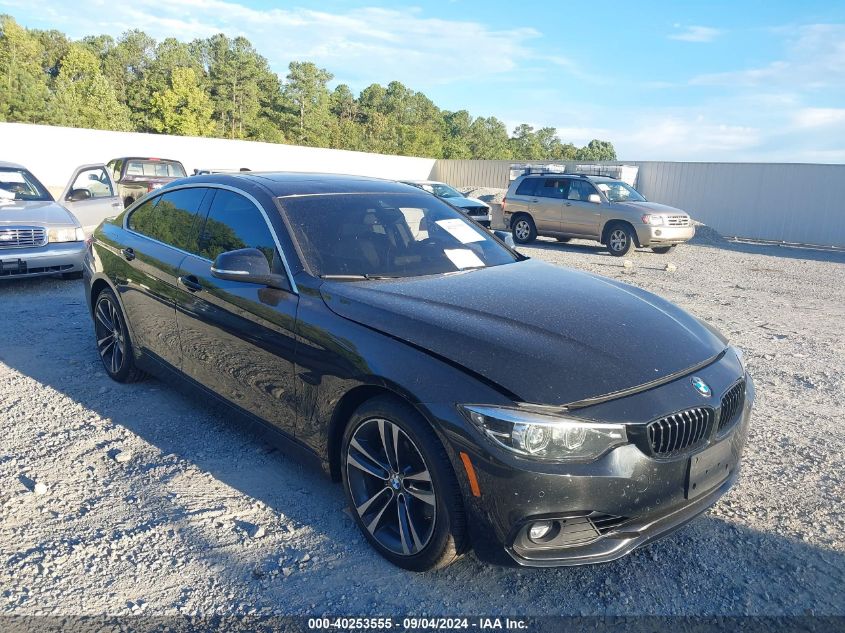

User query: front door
[562,179,602,237]
[175,188,300,437]
[61,165,122,236]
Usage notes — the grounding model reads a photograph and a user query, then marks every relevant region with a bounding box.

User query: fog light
[528,520,553,541]
[655,229,662,236]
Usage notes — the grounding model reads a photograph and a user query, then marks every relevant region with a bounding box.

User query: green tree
[149,67,215,136]
[0,15,49,122]
[576,139,617,161]
[282,61,334,146]
[47,43,132,130]
[509,124,544,159]
[467,117,511,159]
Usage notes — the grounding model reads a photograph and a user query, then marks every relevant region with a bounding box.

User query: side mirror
[67,189,92,202]
[211,248,289,290]
[587,194,602,204]
[493,229,516,248]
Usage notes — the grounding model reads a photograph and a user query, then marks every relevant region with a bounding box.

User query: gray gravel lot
[1,234,844,617]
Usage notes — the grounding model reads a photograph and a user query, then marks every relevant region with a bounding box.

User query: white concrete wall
[0,122,436,196]
[432,159,845,248]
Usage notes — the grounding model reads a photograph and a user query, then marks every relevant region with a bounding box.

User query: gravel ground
[1,234,844,617]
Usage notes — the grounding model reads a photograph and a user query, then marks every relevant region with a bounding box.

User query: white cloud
[691,23,845,88]
[669,25,721,43]
[794,108,845,128]
[8,0,545,88]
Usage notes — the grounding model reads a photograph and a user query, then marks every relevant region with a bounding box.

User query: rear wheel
[511,215,537,244]
[93,288,145,383]
[606,223,636,257]
[651,245,675,254]
[341,395,467,571]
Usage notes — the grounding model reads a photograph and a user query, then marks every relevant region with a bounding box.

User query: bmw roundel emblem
[691,376,712,397]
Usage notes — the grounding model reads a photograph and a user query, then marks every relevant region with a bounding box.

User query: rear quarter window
[514,178,539,196]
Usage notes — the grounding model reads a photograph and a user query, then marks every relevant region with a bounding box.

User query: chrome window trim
[124,182,298,294]
[210,267,250,276]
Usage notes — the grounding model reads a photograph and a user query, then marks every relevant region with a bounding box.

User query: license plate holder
[686,440,733,500]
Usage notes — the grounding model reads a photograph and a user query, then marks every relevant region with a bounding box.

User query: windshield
[594,180,646,203]
[281,192,518,279]
[430,183,464,199]
[125,160,186,178]
[0,168,52,202]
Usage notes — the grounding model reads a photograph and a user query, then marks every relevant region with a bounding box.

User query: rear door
[175,187,299,437]
[118,186,211,368]
[533,178,567,233]
[562,179,602,237]
[60,164,122,236]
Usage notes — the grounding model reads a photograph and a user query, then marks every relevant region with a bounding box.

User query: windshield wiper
[320,274,400,281]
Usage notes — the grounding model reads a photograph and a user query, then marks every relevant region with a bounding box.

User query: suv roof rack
[568,172,617,179]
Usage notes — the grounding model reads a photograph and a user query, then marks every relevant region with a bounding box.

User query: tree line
[0,15,617,161]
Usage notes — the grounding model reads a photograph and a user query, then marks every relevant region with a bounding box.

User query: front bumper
[0,242,86,279]
[635,224,695,247]
[429,353,753,567]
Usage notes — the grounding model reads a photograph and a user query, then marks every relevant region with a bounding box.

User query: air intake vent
[647,407,713,457]
[719,380,746,432]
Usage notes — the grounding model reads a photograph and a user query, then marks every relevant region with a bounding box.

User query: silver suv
[502,173,694,256]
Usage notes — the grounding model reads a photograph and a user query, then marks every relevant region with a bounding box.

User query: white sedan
[401,180,491,227]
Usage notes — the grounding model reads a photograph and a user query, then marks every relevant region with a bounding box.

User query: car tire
[651,246,675,254]
[511,215,537,244]
[93,288,146,383]
[61,271,83,280]
[606,223,636,257]
[341,395,467,571]
[555,237,571,243]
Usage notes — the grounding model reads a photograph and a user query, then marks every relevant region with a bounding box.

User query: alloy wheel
[514,220,530,241]
[94,295,126,375]
[609,229,628,252]
[345,418,436,556]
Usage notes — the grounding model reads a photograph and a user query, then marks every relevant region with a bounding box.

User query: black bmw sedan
[83,173,754,571]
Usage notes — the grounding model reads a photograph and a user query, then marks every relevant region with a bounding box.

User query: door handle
[121,247,135,261]
[565,202,573,206]
[530,199,539,203]
[178,275,203,292]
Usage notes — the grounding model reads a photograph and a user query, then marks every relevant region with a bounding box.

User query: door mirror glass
[67,188,92,202]
[211,248,288,290]
[587,193,602,204]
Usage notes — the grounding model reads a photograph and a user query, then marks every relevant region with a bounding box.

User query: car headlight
[48,227,85,243]
[641,214,664,226]
[460,405,627,462]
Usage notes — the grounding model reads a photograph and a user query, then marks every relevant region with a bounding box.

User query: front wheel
[93,288,145,383]
[651,245,676,254]
[341,396,467,571]
[606,224,636,257]
[511,215,537,244]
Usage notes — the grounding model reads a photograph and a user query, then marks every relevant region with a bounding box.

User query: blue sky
[3,0,845,161]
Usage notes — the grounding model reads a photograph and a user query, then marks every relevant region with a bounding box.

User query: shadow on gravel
[2,277,844,615]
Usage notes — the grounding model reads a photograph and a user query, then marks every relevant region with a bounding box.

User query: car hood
[0,200,78,227]
[319,260,726,405]
[614,200,687,215]
[446,196,490,210]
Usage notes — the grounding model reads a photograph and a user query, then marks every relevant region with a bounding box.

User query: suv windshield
[282,192,517,279]
[125,160,186,178]
[594,180,646,203]
[0,168,52,202]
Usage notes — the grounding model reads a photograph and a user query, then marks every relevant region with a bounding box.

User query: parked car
[502,173,695,255]
[84,173,753,570]
[107,157,187,208]
[401,180,491,227]
[0,161,120,280]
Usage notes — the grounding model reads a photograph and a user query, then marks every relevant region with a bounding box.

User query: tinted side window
[198,190,277,267]
[515,178,538,196]
[537,178,567,200]
[128,187,207,253]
